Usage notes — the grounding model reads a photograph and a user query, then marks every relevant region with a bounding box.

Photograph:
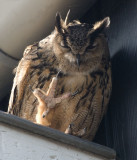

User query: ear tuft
[55,12,62,33]
[64,9,70,25]
[87,17,110,38]
[103,17,110,28]
[93,17,110,31]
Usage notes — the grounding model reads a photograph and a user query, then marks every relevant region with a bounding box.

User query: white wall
[0,123,108,160]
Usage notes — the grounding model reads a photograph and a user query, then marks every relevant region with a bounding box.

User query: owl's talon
[65,122,86,137]
[71,90,79,97]
[78,128,86,137]
[56,70,62,78]
[74,128,86,137]
[65,123,74,134]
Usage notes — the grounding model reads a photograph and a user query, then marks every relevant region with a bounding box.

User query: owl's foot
[32,73,71,119]
[65,124,86,137]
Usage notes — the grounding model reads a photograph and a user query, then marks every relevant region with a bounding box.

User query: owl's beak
[76,54,80,66]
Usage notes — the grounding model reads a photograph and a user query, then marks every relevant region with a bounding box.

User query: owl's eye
[87,42,98,50]
[60,41,70,49]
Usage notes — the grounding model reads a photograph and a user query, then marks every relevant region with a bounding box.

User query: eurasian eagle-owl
[8,12,112,141]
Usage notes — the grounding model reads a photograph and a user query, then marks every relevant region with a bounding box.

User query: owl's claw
[75,128,86,137]
[65,123,86,137]
[71,90,79,97]
[56,70,62,78]
[65,124,74,134]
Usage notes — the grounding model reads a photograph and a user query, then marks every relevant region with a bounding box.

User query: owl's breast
[51,68,111,132]
[57,73,87,95]
[50,74,90,130]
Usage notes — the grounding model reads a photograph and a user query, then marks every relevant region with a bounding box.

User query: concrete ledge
[0,111,116,159]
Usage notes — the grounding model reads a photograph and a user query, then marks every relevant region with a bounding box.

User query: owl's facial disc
[54,14,110,73]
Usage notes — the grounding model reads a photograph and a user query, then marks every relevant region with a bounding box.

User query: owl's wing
[8,42,41,114]
[68,108,100,140]
[67,67,112,140]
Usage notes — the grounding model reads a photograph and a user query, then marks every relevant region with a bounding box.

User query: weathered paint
[0,123,108,160]
[0,111,116,160]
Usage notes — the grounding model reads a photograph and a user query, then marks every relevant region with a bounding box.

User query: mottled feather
[8,13,112,141]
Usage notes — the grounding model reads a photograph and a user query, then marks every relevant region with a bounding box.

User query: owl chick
[8,12,112,141]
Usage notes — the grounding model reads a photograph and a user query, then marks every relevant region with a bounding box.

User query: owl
[8,12,112,141]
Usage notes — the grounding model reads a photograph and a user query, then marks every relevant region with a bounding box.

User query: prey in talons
[31,71,79,125]
[32,77,70,119]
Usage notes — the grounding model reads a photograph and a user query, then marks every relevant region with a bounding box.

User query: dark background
[83,0,137,159]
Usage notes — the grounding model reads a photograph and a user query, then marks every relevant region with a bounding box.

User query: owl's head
[52,13,110,74]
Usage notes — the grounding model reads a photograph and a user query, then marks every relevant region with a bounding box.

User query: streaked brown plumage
[8,13,112,141]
